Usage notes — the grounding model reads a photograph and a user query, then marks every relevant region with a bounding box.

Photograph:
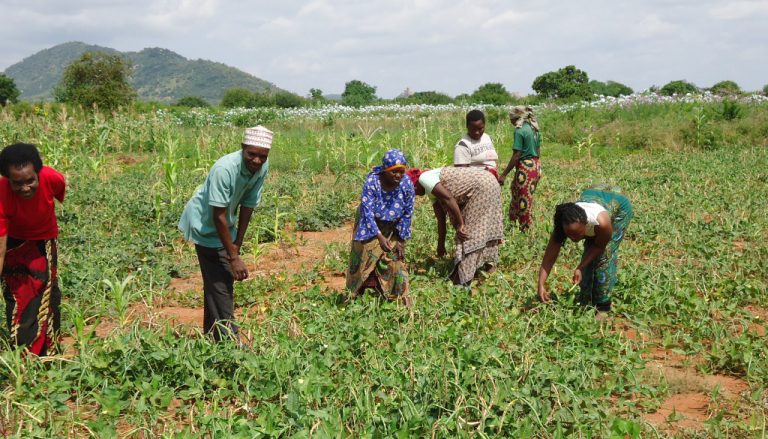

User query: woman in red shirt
[0,143,65,355]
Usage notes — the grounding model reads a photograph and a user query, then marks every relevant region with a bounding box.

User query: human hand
[538,285,551,303]
[456,225,470,242]
[437,243,447,258]
[378,235,393,253]
[497,174,506,186]
[230,256,249,281]
[394,242,405,260]
[572,268,583,286]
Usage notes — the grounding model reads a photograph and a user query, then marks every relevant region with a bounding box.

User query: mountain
[3,42,281,104]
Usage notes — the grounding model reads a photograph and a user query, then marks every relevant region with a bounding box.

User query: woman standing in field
[499,106,542,232]
[347,149,415,302]
[453,110,501,180]
[0,143,65,355]
[537,184,633,313]
[407,166,503,287]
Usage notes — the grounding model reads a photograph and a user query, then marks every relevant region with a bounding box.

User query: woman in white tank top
[537,184,633,313]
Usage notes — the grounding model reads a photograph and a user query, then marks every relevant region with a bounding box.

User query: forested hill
[3,41,281,104]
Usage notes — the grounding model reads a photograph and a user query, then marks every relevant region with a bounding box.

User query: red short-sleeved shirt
[0,166,66,240]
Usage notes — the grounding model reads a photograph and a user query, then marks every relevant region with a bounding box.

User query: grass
[0,101,766,437]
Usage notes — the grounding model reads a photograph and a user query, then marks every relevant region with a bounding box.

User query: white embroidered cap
[242,125,273,149]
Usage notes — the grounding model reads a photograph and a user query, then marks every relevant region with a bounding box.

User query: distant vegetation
[1,43,764,110]
[3,42,280,104]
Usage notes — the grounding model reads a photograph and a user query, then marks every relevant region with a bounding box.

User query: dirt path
[613,318,753,435]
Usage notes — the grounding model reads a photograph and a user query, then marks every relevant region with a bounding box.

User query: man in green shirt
[499,106,542,232]
[179,125,272,341]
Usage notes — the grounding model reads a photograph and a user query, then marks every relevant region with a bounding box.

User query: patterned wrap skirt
[577,184,633,311]
[440,167,504,285]
[346,219,409,299]
[2,239,61,356]
[509,157,541,231]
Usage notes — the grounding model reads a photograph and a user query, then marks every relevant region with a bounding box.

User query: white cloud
[1,0,767,97]
[710,0,768,19]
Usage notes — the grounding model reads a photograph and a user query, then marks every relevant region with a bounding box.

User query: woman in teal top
[499,106,541,232]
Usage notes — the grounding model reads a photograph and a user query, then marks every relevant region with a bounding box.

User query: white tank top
[576,202,606,237]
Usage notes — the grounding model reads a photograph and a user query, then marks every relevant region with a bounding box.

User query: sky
[1,0,767,98]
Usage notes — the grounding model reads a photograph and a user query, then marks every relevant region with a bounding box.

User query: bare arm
[537,233,563,302]
[233,207,254,248]
[573,212,613,283]
[213,206,248,281]
[431,183,469,241]
[499,151,522,185]
[433,201,447,257]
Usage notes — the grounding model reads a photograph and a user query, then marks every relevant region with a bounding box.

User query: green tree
[399,91,453,105]
[709,80,741,96]
[470,83,511,105]
[589,80,633,97]
[54,52,136,110]
[175,96,210,107]
[273,91,304,108]
[309,88,324,101]
[763,84,768,96]
[532,65,590,99]
[659,80,698,96]
[341,80,377,107]
[0,74,20,106]
[221,88,256,108]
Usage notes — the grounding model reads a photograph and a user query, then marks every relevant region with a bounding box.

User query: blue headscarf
[374,149,407,174]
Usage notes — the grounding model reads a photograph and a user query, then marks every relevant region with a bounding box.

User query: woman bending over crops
[0,143,65,355]
[407,166,504,287]
[499,106,542,232]
[538,184,633,312]
[346,149,415,302]
[453,110,501,181]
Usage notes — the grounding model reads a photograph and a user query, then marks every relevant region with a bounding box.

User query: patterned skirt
[346,221,409,299]
[2,239,61,355]
[440,167,504,285]
[509,157,541,231]
[577,184,633,310]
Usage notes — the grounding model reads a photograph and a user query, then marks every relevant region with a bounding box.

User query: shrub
[709,80,741,96]
[175,96,210,108]
[470,83,512,105]
[660,80,698,96]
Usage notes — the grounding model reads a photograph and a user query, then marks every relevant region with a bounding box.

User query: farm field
[0,99,767,438]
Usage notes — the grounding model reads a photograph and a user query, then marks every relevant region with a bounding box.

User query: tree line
[1,52,766,110]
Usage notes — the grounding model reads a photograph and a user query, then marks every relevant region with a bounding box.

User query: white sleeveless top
[576,202,606,237]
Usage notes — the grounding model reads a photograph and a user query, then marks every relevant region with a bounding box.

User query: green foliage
[398,90,453,105]
[221,88,257,108]
[709,80,741,96]
[175,96,210,108]
[341,80,377,107]
[5,42,279,103]
[1,103,767,436]
[273,91,305,108]
[54,51,137,110]
[532,65,591,99]
[659,79,698,96]
[716,100,744,121]
[762,84,768,96]
[589,80,633,97]
[308,88,325,104]
[470,82,512,105]
[0,73,20,106]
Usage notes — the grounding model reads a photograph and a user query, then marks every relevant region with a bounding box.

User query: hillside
[3,42,281,103]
